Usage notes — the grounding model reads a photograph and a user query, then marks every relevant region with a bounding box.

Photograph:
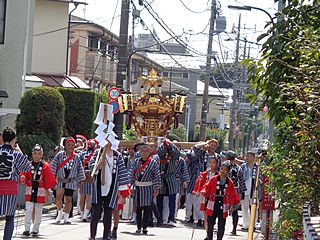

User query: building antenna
[83,3,87,19]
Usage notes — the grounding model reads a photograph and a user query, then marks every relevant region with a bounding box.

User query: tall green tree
[243,1,320,238]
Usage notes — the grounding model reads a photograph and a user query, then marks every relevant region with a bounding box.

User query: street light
[227,7,274,240]
[227,5,274,25]
[207,98,225,113]
[126,48,160,91]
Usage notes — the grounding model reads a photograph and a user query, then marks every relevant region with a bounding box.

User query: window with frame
[171,72,182,78]
[88,36,99,51]
[0,0,6,44]
[162,72,169,77]
[182,72,189,79]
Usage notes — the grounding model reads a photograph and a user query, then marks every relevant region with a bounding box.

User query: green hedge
[18,134,56,160]
[58,88,100,138]
[16,86,65,144]
[193,125,227,150]
[169,123,187,142]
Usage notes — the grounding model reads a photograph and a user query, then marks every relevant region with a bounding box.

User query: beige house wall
[0,0,31,129]
[195,95,230,128]
[32,0,68,74]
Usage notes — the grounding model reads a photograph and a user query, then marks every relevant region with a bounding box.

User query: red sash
[160,140,171,165]
[134,157,152,180]
[160,153,171,165]
[82,150,95,167]
[57,152,75,171]
[0,180,18,195]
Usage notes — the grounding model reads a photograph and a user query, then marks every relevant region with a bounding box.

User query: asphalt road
[0,208,261,240]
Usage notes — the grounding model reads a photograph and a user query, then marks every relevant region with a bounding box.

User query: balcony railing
[85,51,102,79]
[85,51,117,84]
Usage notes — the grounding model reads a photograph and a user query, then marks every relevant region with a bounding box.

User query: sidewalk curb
[254,233,265,240]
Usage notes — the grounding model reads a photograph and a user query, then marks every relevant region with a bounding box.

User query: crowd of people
[0,126,265,240]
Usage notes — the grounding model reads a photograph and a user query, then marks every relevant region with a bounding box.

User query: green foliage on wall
[18,134,56,160]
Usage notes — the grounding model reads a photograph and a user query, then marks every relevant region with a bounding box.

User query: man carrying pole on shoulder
[89,138,130,240]
[157,138,189,225]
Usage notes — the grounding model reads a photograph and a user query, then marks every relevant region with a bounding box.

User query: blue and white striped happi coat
[158,143,187,195]
[186,146,221,193]
[175,157,190,194]
[129,156,161,207]
[51,150,85,191]
[91,150,130,210]
[79,149,98,195]
[0,144,31,216]
[186,147,206,194]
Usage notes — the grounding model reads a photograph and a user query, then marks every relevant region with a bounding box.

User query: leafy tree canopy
[243,0,320,238]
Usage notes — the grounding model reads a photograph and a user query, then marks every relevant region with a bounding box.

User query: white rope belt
[135,180,153,187]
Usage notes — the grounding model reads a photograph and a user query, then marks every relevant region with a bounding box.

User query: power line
[143,1,207,56]
[214,55,250,91]
[34,26,71,37]
[217,33,226,62]
[139,17,201,74]
[110,0,120,30]
[177,0,209,14]
[34,13,121,37]
[73,34,178,54]
[183,21,210,36]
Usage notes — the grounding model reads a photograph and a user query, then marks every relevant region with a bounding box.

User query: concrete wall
[70,28,89,80]
[195,95,230,128]
[170,70,199,138]
[32,0,68,74]
[0,0,31,129]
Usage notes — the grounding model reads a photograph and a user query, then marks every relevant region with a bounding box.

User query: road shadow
[15,234,48,239]
[121,231,156,237]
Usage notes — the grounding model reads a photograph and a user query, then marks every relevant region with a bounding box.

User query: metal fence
[303,202,320,240]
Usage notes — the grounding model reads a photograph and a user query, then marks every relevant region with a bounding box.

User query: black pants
[90,200,113,239]
[151,200,161,223]
[232,209,238,229]
[207,214,226,240]
[136,206,151,230]
[207,199,226,240]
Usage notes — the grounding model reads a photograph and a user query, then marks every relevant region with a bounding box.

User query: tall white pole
[186,105,191,142]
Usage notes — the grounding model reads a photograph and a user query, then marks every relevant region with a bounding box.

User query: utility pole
[66,3,79,76]
[229,14,241,150]
[114,0,130,139]
[238,37,247,153]
[169,66,172,97]
[127,2,138,91]
[199,0,216,141]
[277,0,286,22]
